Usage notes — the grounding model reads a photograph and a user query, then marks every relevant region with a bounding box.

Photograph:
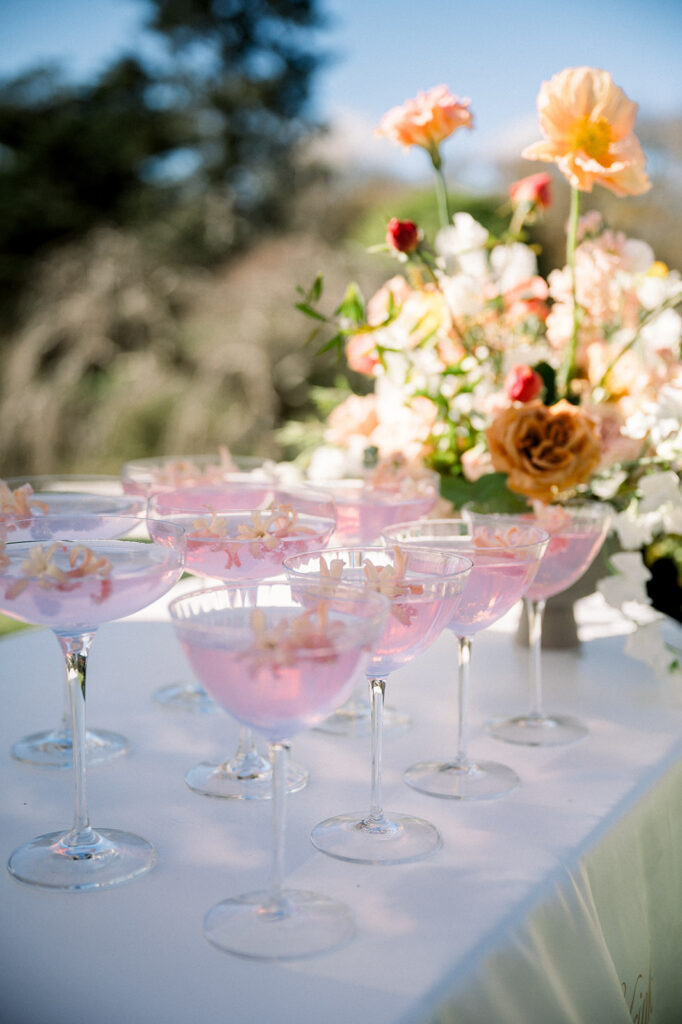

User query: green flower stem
[429,148,451,231]
[558,186,582,397]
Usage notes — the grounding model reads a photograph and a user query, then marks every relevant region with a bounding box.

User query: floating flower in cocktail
[170,578,389,959]
[1,514,185,891]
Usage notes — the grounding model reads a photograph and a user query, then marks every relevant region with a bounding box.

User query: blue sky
[1,0,680,183]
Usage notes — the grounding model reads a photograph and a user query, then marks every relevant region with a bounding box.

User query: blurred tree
[0,0,324,320]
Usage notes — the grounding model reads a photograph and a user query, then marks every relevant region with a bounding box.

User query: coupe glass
[2,474,144,767]
[311,472,439,737]
[382,519,548,800]
[475,504,612,746]
[121,451,270,713]
[169,578,389,959]
[284,544,472,863]
[0,513,185,890]
[150,481,336,799]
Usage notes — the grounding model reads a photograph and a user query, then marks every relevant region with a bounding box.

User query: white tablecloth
[2,592,682,1024]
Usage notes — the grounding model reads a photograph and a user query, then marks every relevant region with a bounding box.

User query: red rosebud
[508,172,552,209]
[386,218,419,254]
[505,364,543,403]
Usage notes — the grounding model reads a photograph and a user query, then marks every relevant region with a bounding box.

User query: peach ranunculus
[376,85,473,156]
[345,333,381,376]
[521,67,651,197]
[324,394,379,447]
[486,399,601,503]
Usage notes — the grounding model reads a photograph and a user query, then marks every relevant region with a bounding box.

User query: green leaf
[335,282,366,326]
[295,302,328,322]
[533,361,557,405]
[438,472,529,513]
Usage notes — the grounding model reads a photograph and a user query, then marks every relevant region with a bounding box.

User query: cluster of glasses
[0,456,610,961]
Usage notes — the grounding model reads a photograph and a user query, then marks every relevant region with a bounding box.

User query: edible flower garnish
[189,507,229,539]
[244,601,345,672]
[318,547,422,625]
[531,501,572,534]
[151,446,237,488]
[5,542,112,600]
[0,481,49,517]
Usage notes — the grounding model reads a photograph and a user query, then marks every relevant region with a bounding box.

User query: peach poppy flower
[376,85,473,156]
[522,67,650,196]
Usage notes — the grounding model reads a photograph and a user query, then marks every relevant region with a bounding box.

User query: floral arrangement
[296,68,682,677]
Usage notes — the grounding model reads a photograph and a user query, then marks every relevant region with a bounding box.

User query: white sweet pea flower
[489,242,538,293]
[637,269,682,310]
[612,505,661,549]
[640,307,682,355]
[638,471,681,512]
[590,469,628,500]
[436,213,489,279]
[624,621,677,680]
[597,552,652,609]
[440,275,483,318]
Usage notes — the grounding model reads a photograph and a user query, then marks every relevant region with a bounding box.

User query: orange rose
[486,400,601,503]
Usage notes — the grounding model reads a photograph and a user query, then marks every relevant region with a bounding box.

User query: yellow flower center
[567,116,613,165]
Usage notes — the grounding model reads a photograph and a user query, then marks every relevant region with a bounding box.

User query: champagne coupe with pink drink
[169,578,389,959]
[284,544,471,863]
[309,468,440,737]
[382,519,548,800]
[150,481,336,799]
[0,513,185,890]
[121,451,271,713]
[2,475,145,768]
[476,503,611,746]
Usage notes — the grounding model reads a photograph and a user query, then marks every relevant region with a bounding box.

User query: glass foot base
[11,727,128,768]
[154,682,220,714]
[404,758,520,800]
[203,888,355,960]
[311,811,442,865]
[315,703,410,738]
[488,713,588,746]
[185,757,309,799]
[8,828,156,891]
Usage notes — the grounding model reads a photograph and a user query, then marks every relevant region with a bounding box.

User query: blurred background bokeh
[1,0,680,475]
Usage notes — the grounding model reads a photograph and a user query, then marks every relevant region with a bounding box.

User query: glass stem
[527,598,546,719]
[367,677,387,824]
[228,725,265,776]
[58,632,97,847]
[266,741,291,916]
[455,636,472,766]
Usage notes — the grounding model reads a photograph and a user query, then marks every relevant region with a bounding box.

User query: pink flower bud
[386,218,419,254]
[505,364,543,403]
[508,172,552,209]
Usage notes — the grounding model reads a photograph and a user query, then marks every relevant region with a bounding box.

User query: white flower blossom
[597,552,651,608]
[624,621,677,680]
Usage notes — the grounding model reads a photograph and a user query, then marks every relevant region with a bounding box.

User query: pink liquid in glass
[177,612,370,741]
[179,512,335,581]
[448,556,539,637]
[0,539,183,635]
[526,529,607,602]
[331,484,437,544]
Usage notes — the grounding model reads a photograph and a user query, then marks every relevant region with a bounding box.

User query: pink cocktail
[382,518,549,800]
[150,481,336,799]
[1,514,185,891]
[120,451,267,501]
[324,474,439,545]
[284,544,472,863]
[480,504,611,746]
[169,578,389,959]
[2,477,146,769]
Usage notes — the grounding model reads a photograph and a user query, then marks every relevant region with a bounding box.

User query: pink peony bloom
[376,85,473,155]
[509,172,553,209]
[522,67,651,196]
[386,218,419,253]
